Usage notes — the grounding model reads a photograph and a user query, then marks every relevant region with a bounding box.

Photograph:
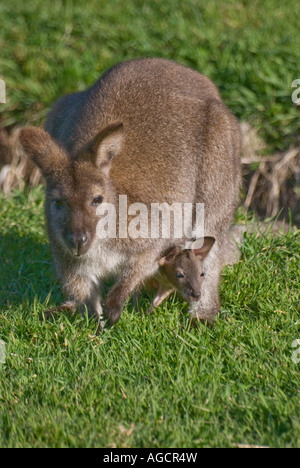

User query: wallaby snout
[46,188,102,257]
[64,231,90,257]
[19,123,123,258]
[186,275,203,301]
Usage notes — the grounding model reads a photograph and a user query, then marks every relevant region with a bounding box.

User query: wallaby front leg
[188,243,221,325]
[105,251,159,325]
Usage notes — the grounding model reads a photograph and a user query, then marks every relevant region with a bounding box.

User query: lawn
[0,0,300,449]
[0,0,300,152]
[0,189,299,448]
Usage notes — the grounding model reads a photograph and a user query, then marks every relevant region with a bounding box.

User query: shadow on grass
[0,230,61,310]
[0,229,150,319]
[0,228,191,323]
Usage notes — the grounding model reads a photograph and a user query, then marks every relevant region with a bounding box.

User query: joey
[142,237,215,313]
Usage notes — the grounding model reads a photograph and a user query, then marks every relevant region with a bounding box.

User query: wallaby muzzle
[64,230,91,257]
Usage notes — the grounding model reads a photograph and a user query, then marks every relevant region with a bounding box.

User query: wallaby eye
[176,271,184,279]
[200,272,205,277]
[53,199,64,209]
[92,195,103,206]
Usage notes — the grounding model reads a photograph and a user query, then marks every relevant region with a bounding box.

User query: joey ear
[192,237,215,259]
[89,122,124,173]
[19,127,69,179]
[159,246,182,266]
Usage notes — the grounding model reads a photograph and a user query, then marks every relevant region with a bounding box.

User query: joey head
[144,237,215,313]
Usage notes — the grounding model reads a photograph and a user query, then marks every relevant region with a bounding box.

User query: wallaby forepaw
[104,295,123,325]
[95,315,108,335]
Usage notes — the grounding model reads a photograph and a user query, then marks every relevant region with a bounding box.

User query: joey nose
[190,290,201,301]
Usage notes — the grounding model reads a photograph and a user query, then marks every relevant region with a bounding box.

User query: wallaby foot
[104,286,124,325]
[222,225,247,267]
[40,301,106,334]
[131,291,140,312]
[222,236,241,266]
[40,301,77,322]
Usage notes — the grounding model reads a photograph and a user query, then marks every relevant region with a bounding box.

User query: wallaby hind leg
[222,225,247,267]
[40,301,76,322]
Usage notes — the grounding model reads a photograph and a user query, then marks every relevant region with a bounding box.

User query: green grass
[0,0,300,448]
[0,188,299,448]
[0,0,300,151]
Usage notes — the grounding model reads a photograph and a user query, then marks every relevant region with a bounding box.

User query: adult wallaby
[19,58,241,327]
[142,237,215,314]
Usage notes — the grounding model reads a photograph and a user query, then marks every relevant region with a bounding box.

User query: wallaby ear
[19,127,69,179]
[192,237,215,259]
[159,246,182,266]
[89,122,123,174]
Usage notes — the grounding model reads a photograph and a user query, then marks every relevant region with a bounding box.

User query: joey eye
[200,272,205,277]
[176,272,184,279]
[92,195,103,206]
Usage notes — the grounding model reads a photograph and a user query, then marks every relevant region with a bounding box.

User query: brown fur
[19,58,241,327]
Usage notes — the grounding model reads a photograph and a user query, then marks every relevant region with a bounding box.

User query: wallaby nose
[67,232,89,256]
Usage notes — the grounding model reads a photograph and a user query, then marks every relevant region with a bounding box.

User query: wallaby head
[19,122,124,257]
[158,237,215,302]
